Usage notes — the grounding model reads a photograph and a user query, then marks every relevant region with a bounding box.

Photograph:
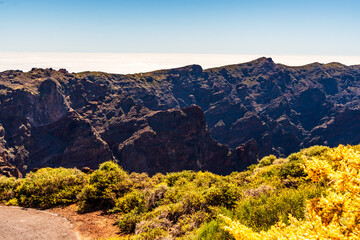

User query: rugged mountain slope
[115,58,360,156]
[0,58,359,174]
[0,69,257,174]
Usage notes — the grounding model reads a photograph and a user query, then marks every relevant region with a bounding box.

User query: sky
[0,0,359,72]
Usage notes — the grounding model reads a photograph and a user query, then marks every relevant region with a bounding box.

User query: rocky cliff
[0,58,359,175]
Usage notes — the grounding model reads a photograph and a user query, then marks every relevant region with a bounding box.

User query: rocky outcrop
[117,105,232,175]
[25,111,114,171]
[0,59,359,175]
[0,68,255,175]
[113,58,360,157]
[0,152,22,178]
[231,139,258,171]
[0,71,114,173]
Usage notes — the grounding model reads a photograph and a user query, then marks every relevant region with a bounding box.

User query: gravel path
[0,206,79,240]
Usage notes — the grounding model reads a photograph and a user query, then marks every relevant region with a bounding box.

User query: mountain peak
[252,57,274,64]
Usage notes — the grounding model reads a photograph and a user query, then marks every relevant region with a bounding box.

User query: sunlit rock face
[0,58,359,174]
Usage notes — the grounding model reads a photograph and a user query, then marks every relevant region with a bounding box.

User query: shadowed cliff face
[0,71,114,173]
[0,69,258,175]
[0,58,359,175]
[113,58,360,157]
[117,105,237,175]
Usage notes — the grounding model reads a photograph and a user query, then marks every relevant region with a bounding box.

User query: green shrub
[0,145,338,239]
[181,191,205,214]
[164,171,196,187]
[145,184,168,211]
[288,146,330,162]
[135,228,167,240]
[78,161,130,212]
[117,209,141,234]
[258,155,276,167]
[132,218,170,239]
[279,161,306,179]
[0,176,21,202]
[129,172,153,190]
[193,171,221,188]
[114,190,145,214]
[302,145,330,157]
[351,144,360,152]
[246,164,257,171]
[178,211,211,235]
[15,168,87,208]
[164,202,184,222]
[287,152,303,162]
[235,184,325,231]
[163,185,182,204]
[194,219,235,240]
[226,171,249,186]
[249,165,282,188]
[204,182,240,209]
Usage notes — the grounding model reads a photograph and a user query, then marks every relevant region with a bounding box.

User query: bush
[114,190,145,214]
[145,184,168,211]
[279,161,306,179]
[287,152,303,162]
[117,209,141,234]
[15,168,87,208]
[193,171,221,188]
[164,171,196,187]
[78,161,130,212]
[133,218,170,239]
[129,172,153,190]
[0,176,21,202]
[234,184,325,231]
[178,211,211,235]
[1,145,345,239]
[258,155,276,167]
[303,145,329,157]
[223,145,359,240]
[194,219,235,240]
[181,191,205,214]
[135,228,167,240]
[164,203,184,222]
[248,165,282,189]
[204,182,240,209]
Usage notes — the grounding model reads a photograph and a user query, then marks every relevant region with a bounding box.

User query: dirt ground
[0,206,79,240]
[0,204,121,240]
[47,204,121,240]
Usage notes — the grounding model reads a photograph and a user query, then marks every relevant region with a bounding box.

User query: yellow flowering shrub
[223,145,360,240]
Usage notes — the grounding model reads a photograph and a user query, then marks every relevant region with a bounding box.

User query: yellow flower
[222,145,360,240]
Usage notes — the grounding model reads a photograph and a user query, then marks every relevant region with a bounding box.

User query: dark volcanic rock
[0,70,113,173]
[231,139,258,170]
[0,152,22,178]
[117,105,232,175]
[0,59,360,174]
[112,58,360,157]
[26,111,114,170]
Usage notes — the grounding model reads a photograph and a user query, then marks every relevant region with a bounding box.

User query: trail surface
[0,206,79,240]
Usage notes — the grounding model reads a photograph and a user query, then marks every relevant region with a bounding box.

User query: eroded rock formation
[0,58,359,175]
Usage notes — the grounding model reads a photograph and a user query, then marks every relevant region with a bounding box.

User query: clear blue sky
[0,0,359,55]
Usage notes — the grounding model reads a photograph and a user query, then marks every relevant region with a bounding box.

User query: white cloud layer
[0,53,359,74]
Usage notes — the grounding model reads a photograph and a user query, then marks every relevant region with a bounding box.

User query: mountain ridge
[0,57,359,175]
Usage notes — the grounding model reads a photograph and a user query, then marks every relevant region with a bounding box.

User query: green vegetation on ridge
[0,145,353,239]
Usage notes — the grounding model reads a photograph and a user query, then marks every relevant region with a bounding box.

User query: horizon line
[1,52,359,74]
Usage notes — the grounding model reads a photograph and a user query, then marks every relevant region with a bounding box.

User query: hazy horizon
[1,0,359,55]
[1,52,359,74]
[1,1,359,74]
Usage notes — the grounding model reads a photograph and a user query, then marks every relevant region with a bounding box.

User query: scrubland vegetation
[0,144,358,239]
[222,144,360,240]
